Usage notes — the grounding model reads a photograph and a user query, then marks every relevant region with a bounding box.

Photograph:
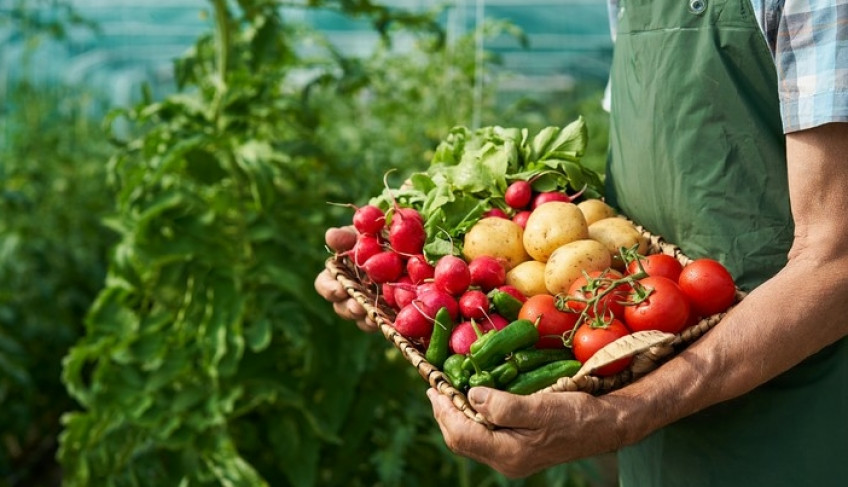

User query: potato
[522,202,589,262]
[463,217,530,271]
[577,199,617,226]
[544,239,612,295]
[588,217,649,269]
[505,260,548,297]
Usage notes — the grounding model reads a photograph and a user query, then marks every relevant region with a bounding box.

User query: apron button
[689,0,706,14]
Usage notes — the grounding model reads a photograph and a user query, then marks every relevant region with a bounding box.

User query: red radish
[389,210,426,256]
[434,255,471,296]
[459,290,489,320]
[482,313,509,331]
[382,282,398,308]
[417,290,460,321]
[407,254,435,284]
[416,282,439,296]
[482,208,509,219]
[362,251,403,284]
[449,320,495,355]
[497,285,527,303]
[394,207,423,224]
[350,234,383,267]
[512,210,532,229]
[352,204,386,235]
[394,302,434,339]
[505,180,533,209]
[468,256,506,291]
[532,186,587,209]
[394,282,418,309]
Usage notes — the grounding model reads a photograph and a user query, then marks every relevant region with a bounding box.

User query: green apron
[605,0,848,485]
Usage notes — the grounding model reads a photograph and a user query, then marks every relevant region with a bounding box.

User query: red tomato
[565,268,630,320]
[571,318,632,376]
[623,276,690,334]
[626,254,683,282]
[518,294,580,349]
[678,258,736,317]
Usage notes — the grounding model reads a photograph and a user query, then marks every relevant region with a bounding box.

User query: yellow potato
[544,239,612,295]
[505,260,549,297]
[463,217,530,271]
[522,202,589,262]
[588,217,649,269]
[577,199,617,226]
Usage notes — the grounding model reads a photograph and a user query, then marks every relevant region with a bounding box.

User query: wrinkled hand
[313,226,378,332]
[427,386,628,478]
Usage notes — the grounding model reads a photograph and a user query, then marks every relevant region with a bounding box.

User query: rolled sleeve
[777,0,848,132]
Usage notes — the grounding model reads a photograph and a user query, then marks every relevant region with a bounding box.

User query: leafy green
[370,118,604,261]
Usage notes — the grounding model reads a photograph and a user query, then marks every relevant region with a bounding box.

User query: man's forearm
[606,123,848,446]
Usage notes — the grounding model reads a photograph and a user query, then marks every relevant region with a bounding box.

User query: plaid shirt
[607,0,848,133]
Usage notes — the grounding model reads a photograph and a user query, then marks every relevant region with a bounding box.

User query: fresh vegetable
[443,353,470,390]
[425,307,454,368]
[588,217,649,269]
[626,253,683,282]
[571,318,632,376]
[434,255,471,296]
[351,233,383,267]
[505,180,533,209]
[577,199,616,225]
[353,204,386,235]
[325,227,357,252]
[490,360,519,387]
[490,289,525,321]
[388,207,426,256]
[462,217,530,271]
[544,239,612,295]
[505,260,549,297]
[565,268,630,320]
[678,258,736,317]
[406,254,435,284]
[417,290,460,321]
[469,318,540,371]
[467,255,506,291]
[393,301,435,339]
[468,371,495,388]
[362,250,404,284]
[623,276,691,334]
[518,294,580,349]
[458,290,489,320]
[449,320,493,355]
[512,347,575,372]
[522,202,589,262]
[512,210,532,229]
[505,359,582,395]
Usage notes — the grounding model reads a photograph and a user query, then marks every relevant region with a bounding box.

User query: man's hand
[313,226,378,332]
[427,386,627,478]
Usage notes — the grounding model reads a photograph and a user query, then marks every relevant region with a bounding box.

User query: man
[315,0,848,484]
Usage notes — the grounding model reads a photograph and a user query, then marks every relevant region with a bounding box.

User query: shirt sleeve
[777,0,848,132]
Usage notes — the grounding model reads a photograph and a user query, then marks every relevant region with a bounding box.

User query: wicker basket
[324,219,745,428]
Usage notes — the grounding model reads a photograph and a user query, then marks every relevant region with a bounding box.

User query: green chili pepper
[490,290,524,322]
[505,359,582,395]
[468,370,495,388]
[469,329,496,355]
[491,360,519,388]
[425,307,454,368]
[470,319,540,371]
[443,353,470,391]
[513,347,575,372]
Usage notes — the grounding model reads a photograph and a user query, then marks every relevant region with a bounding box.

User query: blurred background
[1,1,613,485]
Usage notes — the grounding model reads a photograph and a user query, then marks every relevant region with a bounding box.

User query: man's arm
[428,122,848,478]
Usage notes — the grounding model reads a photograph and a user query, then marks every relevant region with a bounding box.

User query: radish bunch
[343,203,526,355]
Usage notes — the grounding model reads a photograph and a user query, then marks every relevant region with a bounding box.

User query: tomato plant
[518,294,581,349]
[623,276,691,334]
[626,253,683,282]
[571,318,632,376]
[678,258,737,317]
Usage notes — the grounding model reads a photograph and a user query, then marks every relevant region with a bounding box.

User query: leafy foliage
[1,1,613,486]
